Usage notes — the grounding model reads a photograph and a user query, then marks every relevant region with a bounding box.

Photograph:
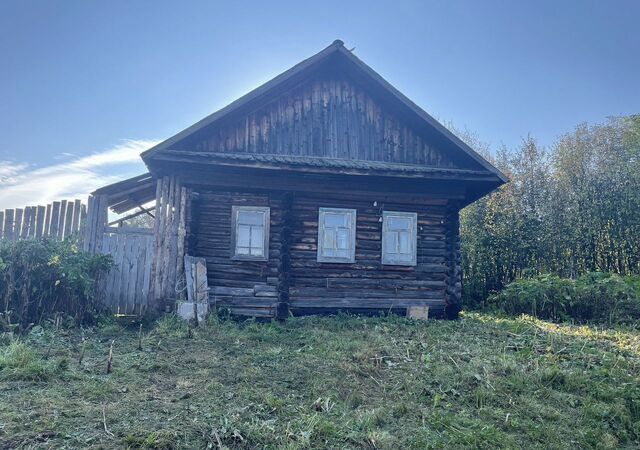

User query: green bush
[0,238,113,331]
[489,273,640,324]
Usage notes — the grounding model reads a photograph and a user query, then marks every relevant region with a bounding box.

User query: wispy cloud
[0,139,159,210]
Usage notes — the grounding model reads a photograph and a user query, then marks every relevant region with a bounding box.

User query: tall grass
[489,272,640,324]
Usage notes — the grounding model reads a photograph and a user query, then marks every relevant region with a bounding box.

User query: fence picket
[14,209,23,241]
[63,201,74,238]
[2,197,153,316]
[0,199,87,241]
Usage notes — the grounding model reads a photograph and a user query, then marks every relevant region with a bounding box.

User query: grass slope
[0,313,639,449]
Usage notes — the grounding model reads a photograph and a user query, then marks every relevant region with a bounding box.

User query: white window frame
[381,211,417,266]
[231,206,270,261]
[317,207,356,263]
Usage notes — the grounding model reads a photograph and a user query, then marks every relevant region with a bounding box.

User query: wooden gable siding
[188,187,454,316]
[184,78,464,169]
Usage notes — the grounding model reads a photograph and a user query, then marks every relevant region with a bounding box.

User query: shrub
[0,238,113,331]
[489,273,640,324]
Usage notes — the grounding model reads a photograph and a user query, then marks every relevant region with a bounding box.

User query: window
[382,211,417,266]
[317,208,356,263]
[231,206,270,261]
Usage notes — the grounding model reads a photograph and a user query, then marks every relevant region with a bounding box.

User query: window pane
[325,213,347,228]
[238,211,264,226]
[318,208,355,263]
[237,225,251,248]
[388,216,410,230]
[398,232,410,254]
[250,226,263,249]
[382,212,416,266]
[336,229,349,250]
[233,206,269,259]
[323,229,335,250]
[324,248,336,257]
[384,231,397,254]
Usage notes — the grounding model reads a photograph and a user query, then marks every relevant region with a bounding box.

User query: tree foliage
[460,115,640,307]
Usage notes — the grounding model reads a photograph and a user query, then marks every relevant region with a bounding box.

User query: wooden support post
[149,176,188,310]
[444,205,462,320]
[276,192,293,320]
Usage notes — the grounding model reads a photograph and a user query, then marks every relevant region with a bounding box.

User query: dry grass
[0,312,639,449]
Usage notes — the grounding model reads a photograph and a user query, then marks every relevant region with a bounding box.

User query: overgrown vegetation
[459,115,640,307]
[490,273,640,325]
[0,313,638,449]
[0,238,112,332]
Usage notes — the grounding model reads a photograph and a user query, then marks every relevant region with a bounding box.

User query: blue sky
[1,0,638,208]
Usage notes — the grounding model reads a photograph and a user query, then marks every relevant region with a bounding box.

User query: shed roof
[92,173,156,213]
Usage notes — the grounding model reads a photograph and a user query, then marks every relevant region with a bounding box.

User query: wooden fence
[0,199,87,241]
[84,194,156,315]
[100,226,154,315]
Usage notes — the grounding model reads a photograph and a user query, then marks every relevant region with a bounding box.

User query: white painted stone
[176,301,209,323]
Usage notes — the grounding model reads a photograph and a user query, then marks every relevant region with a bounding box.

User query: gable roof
[141,40,507,183]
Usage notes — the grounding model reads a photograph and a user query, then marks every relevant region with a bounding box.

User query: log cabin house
[86,40,507,319]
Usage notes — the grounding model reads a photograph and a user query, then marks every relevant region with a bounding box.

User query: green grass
[0,313,639,449]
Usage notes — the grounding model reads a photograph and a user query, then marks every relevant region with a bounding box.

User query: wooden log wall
[149,176,188,308]
[192,188,453,317]
[444,207,462,318]
[185,77,468,169]
[276,192,293,319]
[287,193,449,314]
[192,190,282,317]
[1,199,87,242]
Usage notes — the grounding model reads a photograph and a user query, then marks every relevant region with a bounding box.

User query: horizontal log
[230,307,274,318]
[288,298,445,308]
[289,288,444,299]
[213,296,279,307]
[211,286,254,296]
[254,284,278,297]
